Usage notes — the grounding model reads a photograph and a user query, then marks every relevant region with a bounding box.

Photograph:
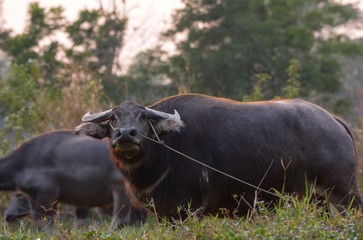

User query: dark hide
[75,94,363,219]
[0,131,147,230]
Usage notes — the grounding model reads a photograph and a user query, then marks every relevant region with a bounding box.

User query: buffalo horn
[82,109,112,123]
[145,108,181,120]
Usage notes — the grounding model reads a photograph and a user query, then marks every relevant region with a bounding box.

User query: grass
[0,194,362,240]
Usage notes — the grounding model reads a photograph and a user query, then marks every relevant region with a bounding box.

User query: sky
[2,0,183,70]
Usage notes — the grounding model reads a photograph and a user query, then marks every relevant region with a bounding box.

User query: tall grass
[0,194,362,240]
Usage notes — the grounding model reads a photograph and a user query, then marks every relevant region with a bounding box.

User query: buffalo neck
[119,143,170,198]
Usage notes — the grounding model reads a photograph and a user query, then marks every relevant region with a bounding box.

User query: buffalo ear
[74,122,110,139]
[152,118,185,135]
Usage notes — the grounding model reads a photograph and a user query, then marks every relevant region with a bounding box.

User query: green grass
[0,195,362,240]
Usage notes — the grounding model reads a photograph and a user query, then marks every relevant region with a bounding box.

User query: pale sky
[2,0,183,70]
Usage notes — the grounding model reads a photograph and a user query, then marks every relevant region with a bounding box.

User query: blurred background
[0,0,363,194]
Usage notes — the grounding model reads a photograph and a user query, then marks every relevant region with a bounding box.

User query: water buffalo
[75,94,362,219]
[0,131,147,230]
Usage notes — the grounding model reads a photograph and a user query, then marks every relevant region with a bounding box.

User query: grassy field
[0,194,362,240]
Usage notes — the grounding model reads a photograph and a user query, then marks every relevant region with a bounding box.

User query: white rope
[138,131,280,198]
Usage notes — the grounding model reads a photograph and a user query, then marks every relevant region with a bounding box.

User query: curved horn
[145,108,181,120]
[82,109,112,123]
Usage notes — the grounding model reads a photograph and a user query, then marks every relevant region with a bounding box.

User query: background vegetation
[0,0,363,238]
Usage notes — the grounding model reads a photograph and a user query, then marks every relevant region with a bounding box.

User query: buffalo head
[75,101,184,168]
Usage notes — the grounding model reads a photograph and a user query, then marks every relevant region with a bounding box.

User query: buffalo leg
[32,191,59,232]
[129,205,148,226]
[111,190,132,228]
[331,189,363,213]
[75,207,89,229]
[320,176,363,213]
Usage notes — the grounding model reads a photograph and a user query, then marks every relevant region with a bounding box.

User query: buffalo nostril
[120,127,137,138]
[130,129,137,137]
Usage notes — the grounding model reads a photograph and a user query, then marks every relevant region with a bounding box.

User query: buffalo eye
[109,115,115,121]
[140,112,147,120]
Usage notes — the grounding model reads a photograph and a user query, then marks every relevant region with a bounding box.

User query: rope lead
[138,121,280,198]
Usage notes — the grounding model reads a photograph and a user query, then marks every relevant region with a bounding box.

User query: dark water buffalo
[75,94,362,219]
[0,131,147,230]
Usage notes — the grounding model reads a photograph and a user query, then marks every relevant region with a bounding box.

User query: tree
[65,3,127,103]
[163,0,362,100]
[0,1,128,106]
[122,48,178,105]
[0,2,65,82]
[0,2,68,150]
[0,2,107,152]
[0,0,9,78]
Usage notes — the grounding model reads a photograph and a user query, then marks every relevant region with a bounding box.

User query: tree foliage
[0,2,121,152]
[0,0,8,78]
[0,2,65,81]
[0,1,127,103]
[163,0,362,100]
[0,62,47,147]
[121,48,178,105]
[65,5,127,102]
